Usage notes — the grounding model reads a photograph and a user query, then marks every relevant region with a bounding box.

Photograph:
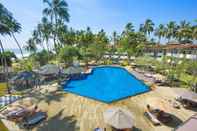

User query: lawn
[0,83,8,131]
[0,83,7,96]
[0,121,8,131]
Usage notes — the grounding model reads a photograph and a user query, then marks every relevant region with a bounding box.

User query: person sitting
[146,104,153,112]
[6,105,39,122]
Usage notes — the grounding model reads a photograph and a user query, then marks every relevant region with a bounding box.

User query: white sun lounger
[144,111,161,125]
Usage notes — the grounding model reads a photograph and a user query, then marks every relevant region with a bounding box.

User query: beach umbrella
[10,71,34,81]
[103,107,134,129]
[64,66,84,75]
[178,90,197,103]
[38,64,60,75]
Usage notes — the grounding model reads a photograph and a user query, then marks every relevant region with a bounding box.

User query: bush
[121,60,129,66]
[104,59,112,65]
[58,46,81,65]
[31,50,52,66]
[0,51,16,66]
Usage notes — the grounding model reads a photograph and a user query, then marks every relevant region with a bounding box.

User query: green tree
[119,31,146,61]
[176,20,193,42]
[43,0,70,50]
[140,19,154,38]
[154,24,166,43]
[40,17,53,52]
[25,38,37,54]
[0,3,21,93]
[32,50,51,66]
[89,29,108,62]
[58,45,81,65]
[166,21,178,42]
[122,22,135,36]
[0,51,16,66]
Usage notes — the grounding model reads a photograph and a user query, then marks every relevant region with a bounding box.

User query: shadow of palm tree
[111,126,142,131]
[37,109,79,131]
[27,89,65,105]
[133,126,142,131]
[184,106,197,112]
[162,113,183,128]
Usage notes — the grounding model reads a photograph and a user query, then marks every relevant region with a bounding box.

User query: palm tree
[9,18,23,58]
[166,21,177,42]
[25,38,37,54]
[176,20,192,42]
[0,3,23,58]
[154,24,166,43]
[140,19,154,38]
[192,24,197,40]
[43,0,70,49]
[0,3,19,94]
[123,22,134,35]
[40,17,52,52]
[32,29,43,49]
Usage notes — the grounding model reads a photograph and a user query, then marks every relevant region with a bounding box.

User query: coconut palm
[122,22,134,36]
[176,20,192,42]
[140,19,154,37]
[154,24,166,43]
[43,0,70,49]
[25,38,37,54]
[166,21,178,42]
[40,17,52,52]
[0,3,23,58]
[193,25,197,40]
[32,28,43,49]
[0,3,20,93]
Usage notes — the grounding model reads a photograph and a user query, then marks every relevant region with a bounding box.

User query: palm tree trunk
[46,40,50,61]
[54,13,58,53]
[0,39,11,94]
[12,33,24,58]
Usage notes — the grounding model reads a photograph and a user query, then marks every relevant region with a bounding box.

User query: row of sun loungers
[0,103,47,129]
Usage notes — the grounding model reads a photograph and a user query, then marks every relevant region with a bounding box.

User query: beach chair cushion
[94,128,105,131]
[23,112,47,127]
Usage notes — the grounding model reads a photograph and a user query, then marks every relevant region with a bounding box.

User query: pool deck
[2,67,196,131]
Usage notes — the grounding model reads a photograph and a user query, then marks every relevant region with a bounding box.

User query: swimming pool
[63,66,150,103]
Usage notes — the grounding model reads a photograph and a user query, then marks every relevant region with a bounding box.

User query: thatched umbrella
[103,107,134,129]
[64,66,84,75]
[37,64,60,75]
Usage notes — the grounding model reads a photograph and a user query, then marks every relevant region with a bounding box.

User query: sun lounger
[21,112,47,129]
[144,111,161,125]
[144,73,153,78]
[94,127,106,131]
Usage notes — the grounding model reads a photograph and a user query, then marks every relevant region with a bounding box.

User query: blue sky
[1,0,197,49]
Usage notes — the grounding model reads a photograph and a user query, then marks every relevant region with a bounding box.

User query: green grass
[0,83,7,96]
[0,121,8,131]
[0,83,8,131]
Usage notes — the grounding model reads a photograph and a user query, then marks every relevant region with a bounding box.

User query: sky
[1,0,197,49]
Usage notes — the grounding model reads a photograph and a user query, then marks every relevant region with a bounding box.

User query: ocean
[5,48,30,58]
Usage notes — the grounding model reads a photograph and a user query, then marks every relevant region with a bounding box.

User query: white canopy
[103,107,134,129]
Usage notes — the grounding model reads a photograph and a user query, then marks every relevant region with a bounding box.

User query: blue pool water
[63,66,150,103]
